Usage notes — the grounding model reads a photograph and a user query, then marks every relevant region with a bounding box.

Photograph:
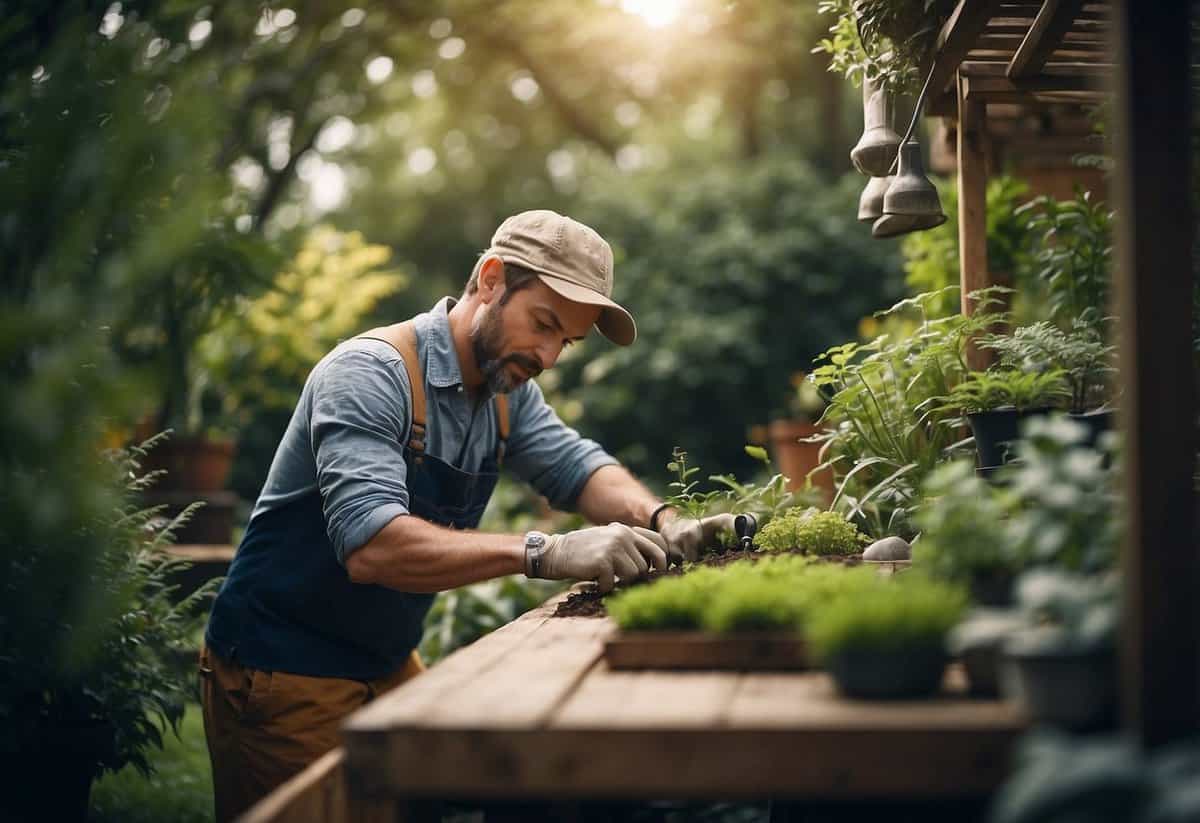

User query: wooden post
[957,72,992,369]
[1110,0,1199,748]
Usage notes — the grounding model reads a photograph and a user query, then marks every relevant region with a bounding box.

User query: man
[199,210,731,821]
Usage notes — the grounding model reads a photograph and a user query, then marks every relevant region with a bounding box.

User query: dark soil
[551,548,862,619]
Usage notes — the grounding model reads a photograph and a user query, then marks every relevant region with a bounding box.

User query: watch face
[526,532,546,550]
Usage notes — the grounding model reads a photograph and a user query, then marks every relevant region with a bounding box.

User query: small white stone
[862,536,911,561]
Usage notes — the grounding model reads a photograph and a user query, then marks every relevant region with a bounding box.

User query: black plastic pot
[967,407,1054,468]
[1068,409,1116,449]
[1000,647,1118,731]
[826,644,947,700]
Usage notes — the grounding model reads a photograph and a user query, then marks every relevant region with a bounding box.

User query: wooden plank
[724,666,1022,730]
[957,74,994,371]
[344,594,570,732]
[554,668,742,729]
[347,665,1024,799]
[604,632,808,671]
[1110,0,1200,748]
[414,612,610,729]
[239,749,394,823]
[927,0,1005,99]
[1009,0,1087,79]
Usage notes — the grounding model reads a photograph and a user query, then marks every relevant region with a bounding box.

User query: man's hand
[659,513,738,565]
[527,523,668,593]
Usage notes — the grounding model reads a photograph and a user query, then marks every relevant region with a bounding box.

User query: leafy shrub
[982,321,1116,414]
[901,176,1034,320]
[915,416,1122,594]
[3,438,216,777]
[806,574,968,660]
[756,508,869,555]
[810,287,1007,538]
[938,368,1071,415]
[911,461,1015,587]
[559,154,904,485]
[1016,190,1113,331]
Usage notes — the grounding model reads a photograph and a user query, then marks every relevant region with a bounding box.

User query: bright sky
[620,0,686,28]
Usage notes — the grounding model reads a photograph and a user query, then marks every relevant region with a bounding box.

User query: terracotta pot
[142,434,236,493]
[766,419,834,503]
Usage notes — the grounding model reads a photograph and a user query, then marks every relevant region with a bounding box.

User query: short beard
[470,302,541,395]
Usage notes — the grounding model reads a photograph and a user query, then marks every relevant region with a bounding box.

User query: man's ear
[477,255,505,304]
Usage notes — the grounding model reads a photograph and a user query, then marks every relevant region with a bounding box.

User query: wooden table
[342,592,1026,809]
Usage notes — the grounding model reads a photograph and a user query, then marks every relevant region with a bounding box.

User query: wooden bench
[337,591,1026,813]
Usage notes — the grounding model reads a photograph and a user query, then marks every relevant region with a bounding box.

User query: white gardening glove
[526,523,668,593]
[659,513,738,565]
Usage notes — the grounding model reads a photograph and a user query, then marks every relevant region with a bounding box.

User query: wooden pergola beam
[1009,0,1088,79]
[1111,0,1199,750]
[926,0,1005,100]
[957,71,995,370]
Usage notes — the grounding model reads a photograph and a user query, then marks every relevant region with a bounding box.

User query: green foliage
[901,176,1034,319]
[90,702,213,823]
[938,368,1071,415]
[2,439,216,777]
[0,6,238,786]
[665,447,723,520]
[982,320,1117,414]
[915,416,1122,592]
[608,556,875,634]
[1016,190,1114,330]
[810,287,1006,537]
[556,154,904,485]
[607,567,728,632]
[815,0,958,94]
[756,508,868,555]
[1006,569,1118,656]
[806,573,968,660]
[911,461,1015,586]
[196,226,407,432]
[990,731,1200,823]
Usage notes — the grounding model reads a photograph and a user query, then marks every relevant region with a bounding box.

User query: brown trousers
[199,644,424,823]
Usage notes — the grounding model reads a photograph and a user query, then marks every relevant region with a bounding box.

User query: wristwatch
[524,530,549,578]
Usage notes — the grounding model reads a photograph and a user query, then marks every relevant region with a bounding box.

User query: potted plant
[1000,569,1119,732]
[807,573,968,699]
[912,459,1019,605]
[981,320,1118,448]
[0,439,217,821]
[936,367,1072,470]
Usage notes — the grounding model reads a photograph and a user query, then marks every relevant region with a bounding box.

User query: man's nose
[536,340,562,371]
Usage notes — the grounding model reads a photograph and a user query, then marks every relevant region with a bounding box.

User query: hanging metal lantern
[857,175,892,222]
[850,79,902,177]
[872,139,946,238]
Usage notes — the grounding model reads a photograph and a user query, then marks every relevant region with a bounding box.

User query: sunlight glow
[620,0,686,28]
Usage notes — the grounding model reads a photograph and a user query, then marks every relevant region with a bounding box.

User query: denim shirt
[250,296,617,565]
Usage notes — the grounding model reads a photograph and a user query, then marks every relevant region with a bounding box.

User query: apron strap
[358,322,427,453]
[494,393,509,465]
[358,321,510,463]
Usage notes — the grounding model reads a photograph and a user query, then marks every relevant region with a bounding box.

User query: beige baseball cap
[485,209,636,346]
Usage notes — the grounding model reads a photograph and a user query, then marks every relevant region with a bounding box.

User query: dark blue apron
[205,322,506,680]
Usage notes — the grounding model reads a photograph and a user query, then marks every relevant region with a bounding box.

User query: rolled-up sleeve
[309,350,412,565]
[505,380,619,509]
